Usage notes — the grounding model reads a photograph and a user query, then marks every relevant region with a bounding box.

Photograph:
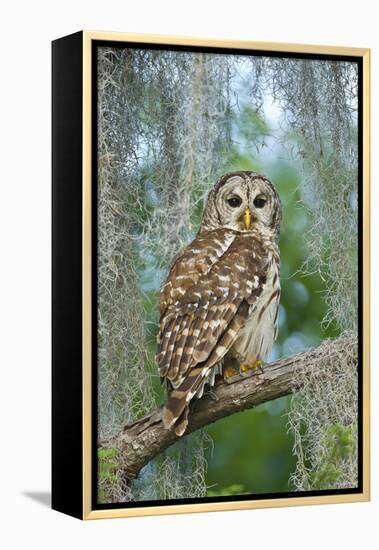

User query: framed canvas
[52,31,370,520]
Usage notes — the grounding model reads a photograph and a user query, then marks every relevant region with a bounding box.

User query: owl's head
[201,171,282,238]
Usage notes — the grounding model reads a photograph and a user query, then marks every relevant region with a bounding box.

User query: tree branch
[100,335,354,481]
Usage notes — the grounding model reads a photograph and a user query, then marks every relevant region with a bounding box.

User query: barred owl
[157,171,282,436]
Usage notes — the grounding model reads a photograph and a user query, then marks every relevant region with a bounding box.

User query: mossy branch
[100,335,356,482]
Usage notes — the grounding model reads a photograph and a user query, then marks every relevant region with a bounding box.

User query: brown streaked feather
[157,318,176,376]
[162,365,210,432]
[158,228,271,434]
[203,300,250,369]
[163,316,187,379]
[168,315,193,381]
[161,302,259,434]
[173,407,190,437]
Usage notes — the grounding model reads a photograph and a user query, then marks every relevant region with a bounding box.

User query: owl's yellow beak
[242,207,252,230]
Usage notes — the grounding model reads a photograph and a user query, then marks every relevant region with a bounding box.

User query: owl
[156,171,282,436]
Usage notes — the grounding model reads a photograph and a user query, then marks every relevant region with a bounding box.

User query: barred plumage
[157,171,282,435]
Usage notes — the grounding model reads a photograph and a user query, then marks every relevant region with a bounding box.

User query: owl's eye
[253,197,266,208]
[227,196,242,208]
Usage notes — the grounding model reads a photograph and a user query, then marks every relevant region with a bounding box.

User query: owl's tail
[162,366,210,436]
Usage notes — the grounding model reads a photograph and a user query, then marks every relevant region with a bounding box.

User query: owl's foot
[223,356,263,384]
[240,358,263,374]
[223,356,241,383]
[223,364,240,380]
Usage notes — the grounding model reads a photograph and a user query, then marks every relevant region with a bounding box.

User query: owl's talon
[223,358,264,384]
[240,359,263,375]
[223,365,239,379]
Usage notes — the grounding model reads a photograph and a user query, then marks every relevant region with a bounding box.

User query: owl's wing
[157,228,270,435]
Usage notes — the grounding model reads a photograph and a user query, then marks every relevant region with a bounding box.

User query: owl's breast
[232,255,280,362]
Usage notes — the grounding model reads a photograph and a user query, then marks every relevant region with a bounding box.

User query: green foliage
[236,105,271,144]
[98,448,118,502]
[206,397,296,495]
[310,424,357,490]
[208,484,249,497]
